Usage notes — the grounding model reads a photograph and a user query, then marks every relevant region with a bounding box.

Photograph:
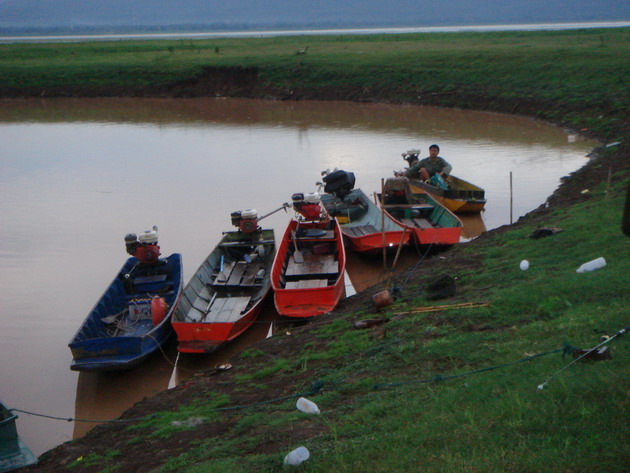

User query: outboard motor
[125,226,161,264]
[402,149,421,167]
[322,170,356,200]
[292,192,324,221]
[231,209,260,234]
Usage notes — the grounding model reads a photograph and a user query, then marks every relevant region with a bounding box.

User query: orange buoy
[151,296,167,326]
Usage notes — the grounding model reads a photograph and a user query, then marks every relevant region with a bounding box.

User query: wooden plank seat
[284,279,329,289]
[187,295,252,323]
[401,218,434,229]
[342,224,378,237]
[213,261,264,287]
[285,254,338,278]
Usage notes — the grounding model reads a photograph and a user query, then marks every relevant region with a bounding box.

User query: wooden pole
[605,166,613,200]
[509,171,513,224]
[381,178,387,271]
[390,227,408,271]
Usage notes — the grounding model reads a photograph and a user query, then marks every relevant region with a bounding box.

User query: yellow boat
[408,175,486,213]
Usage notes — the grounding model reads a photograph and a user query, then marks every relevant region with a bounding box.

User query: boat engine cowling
[292,192,323,221]
[231,209,259,233]
[323,170,356,200]
[125,227,161,264]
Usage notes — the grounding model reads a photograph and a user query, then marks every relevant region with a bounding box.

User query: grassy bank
[7,28,629,473]
[1,28,629,139]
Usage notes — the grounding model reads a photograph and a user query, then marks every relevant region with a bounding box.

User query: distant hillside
[1,0,629,33]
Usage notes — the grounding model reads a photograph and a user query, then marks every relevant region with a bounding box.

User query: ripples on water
[0,97,596,454]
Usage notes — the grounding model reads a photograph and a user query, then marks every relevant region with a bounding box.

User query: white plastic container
[576,257,606,273]
[284,446,310,466]
[296,397,320,415]
[519,260,529,271]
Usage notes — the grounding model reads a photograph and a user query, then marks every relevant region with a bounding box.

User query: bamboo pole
[390,227,408,270]
[381,178,387,271]
[393,301,490,316]
[509,171,513,224]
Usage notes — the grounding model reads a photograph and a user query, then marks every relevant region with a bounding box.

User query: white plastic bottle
[576,257,606,273]
[296,397,320,415]
[284,446,310,466]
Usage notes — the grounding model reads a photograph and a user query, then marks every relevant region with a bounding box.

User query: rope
[373,347,565,390]
[536,324,628,390]
[8,345,578,425]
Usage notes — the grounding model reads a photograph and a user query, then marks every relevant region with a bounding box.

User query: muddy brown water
[0,97,596,455]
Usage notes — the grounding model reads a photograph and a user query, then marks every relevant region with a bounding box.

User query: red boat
[172,210,275,353]
[380,177,463,246]
[271,193,346,318]
[321,187,411,255]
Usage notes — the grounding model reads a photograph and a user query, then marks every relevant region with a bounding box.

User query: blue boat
[68,251,183,371]
[0,400,37,472]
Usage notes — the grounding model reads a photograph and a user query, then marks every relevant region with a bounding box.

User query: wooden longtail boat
[380,177,463,246]
[68,253,183,371]
[271,217,346,318]
[408,175,486,213]
[172,229,275,353]
[320,188,411,254]
[0,400,37,472]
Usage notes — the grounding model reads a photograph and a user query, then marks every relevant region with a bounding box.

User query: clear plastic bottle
[576,257,606,273]
[284,446,310,466]
[296,397,320,414]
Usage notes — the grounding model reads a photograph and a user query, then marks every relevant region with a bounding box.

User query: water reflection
[0,97,596,455]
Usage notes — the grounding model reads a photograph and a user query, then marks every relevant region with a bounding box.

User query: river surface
[0,97,596,455]
[2,21,629,43]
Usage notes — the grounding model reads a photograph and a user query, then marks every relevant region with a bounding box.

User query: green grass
[155,178,629,473]
[1,28,629,138]
[5,27,628,473]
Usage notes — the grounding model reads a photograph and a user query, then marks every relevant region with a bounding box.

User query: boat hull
[1,400,37,472]
[321,188,411,255]
[68,254,183,371]
[172,230,275,354]
[409,175,486,213]
[271,219,346,318]
[379,185,463,246]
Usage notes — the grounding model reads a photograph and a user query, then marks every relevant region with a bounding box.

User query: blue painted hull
[1,400,37,472]
[68,254,183,371]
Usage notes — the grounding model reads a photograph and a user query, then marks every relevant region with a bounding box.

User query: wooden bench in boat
[284,279,329,289]
[401,218,435,229]
[213,261,264,287]
[342,224,378,237]
[285,254,338,278]
[187,295,252,323]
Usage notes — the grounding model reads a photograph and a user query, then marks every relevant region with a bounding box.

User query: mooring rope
[536,324,628,390]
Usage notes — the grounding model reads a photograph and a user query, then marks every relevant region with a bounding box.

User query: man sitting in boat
[405,144,452,181]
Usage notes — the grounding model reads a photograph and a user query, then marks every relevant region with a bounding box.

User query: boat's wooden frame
[271,218,346,318]
[379,180,463,246]
[172,229,275,353]
[408,174,486,213]
[320,188,411,254]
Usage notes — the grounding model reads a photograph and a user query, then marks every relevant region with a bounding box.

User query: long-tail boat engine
[292,192,324,221]
[231,209,260,234]
[124,226,161,264]
[322,170,356,200]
